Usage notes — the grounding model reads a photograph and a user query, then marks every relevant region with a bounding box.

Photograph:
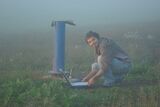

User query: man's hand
[88,78,95,86]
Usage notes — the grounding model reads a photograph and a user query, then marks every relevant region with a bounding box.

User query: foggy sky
[0,0,160,34]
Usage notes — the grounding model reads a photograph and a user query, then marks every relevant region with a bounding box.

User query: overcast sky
[0,0,160,34]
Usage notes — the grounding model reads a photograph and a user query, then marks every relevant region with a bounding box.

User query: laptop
[61,71,89,88]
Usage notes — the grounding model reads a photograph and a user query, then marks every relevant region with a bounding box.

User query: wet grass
[0,34,159,107]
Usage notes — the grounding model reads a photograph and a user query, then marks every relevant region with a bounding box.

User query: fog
[0,0,160,34]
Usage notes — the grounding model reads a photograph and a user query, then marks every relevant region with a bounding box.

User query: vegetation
[0,22,160,107]
[0,65,159,107]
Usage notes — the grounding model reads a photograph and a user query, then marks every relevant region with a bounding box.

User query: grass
[0,63,159,107]
[0,34,160,107]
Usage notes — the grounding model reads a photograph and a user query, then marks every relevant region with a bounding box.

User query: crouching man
[82,31,132,87]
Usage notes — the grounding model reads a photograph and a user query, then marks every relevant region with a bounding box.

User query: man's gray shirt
[95,37,131,72]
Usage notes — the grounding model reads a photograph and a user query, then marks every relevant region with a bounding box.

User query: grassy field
[0,24,160,107]
[0,64,159,107]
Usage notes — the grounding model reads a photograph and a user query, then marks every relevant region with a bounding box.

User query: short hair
[85,31,100,43]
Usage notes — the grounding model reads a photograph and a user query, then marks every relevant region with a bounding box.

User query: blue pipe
[54,21,65,73]
[51,21,75,74]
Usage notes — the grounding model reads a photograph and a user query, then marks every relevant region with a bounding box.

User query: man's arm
[82,70,97,82]
[91,69,105,80]
[88,68,106,85]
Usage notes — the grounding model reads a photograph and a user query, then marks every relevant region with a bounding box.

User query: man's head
[85,31,100,48]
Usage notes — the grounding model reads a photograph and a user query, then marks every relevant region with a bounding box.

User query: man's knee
[91,63,100,72]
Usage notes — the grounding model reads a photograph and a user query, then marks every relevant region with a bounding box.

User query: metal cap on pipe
[51,20,76,27]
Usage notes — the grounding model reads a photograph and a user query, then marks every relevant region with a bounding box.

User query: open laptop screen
[61,72,72,85]
[61,71,88,87]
